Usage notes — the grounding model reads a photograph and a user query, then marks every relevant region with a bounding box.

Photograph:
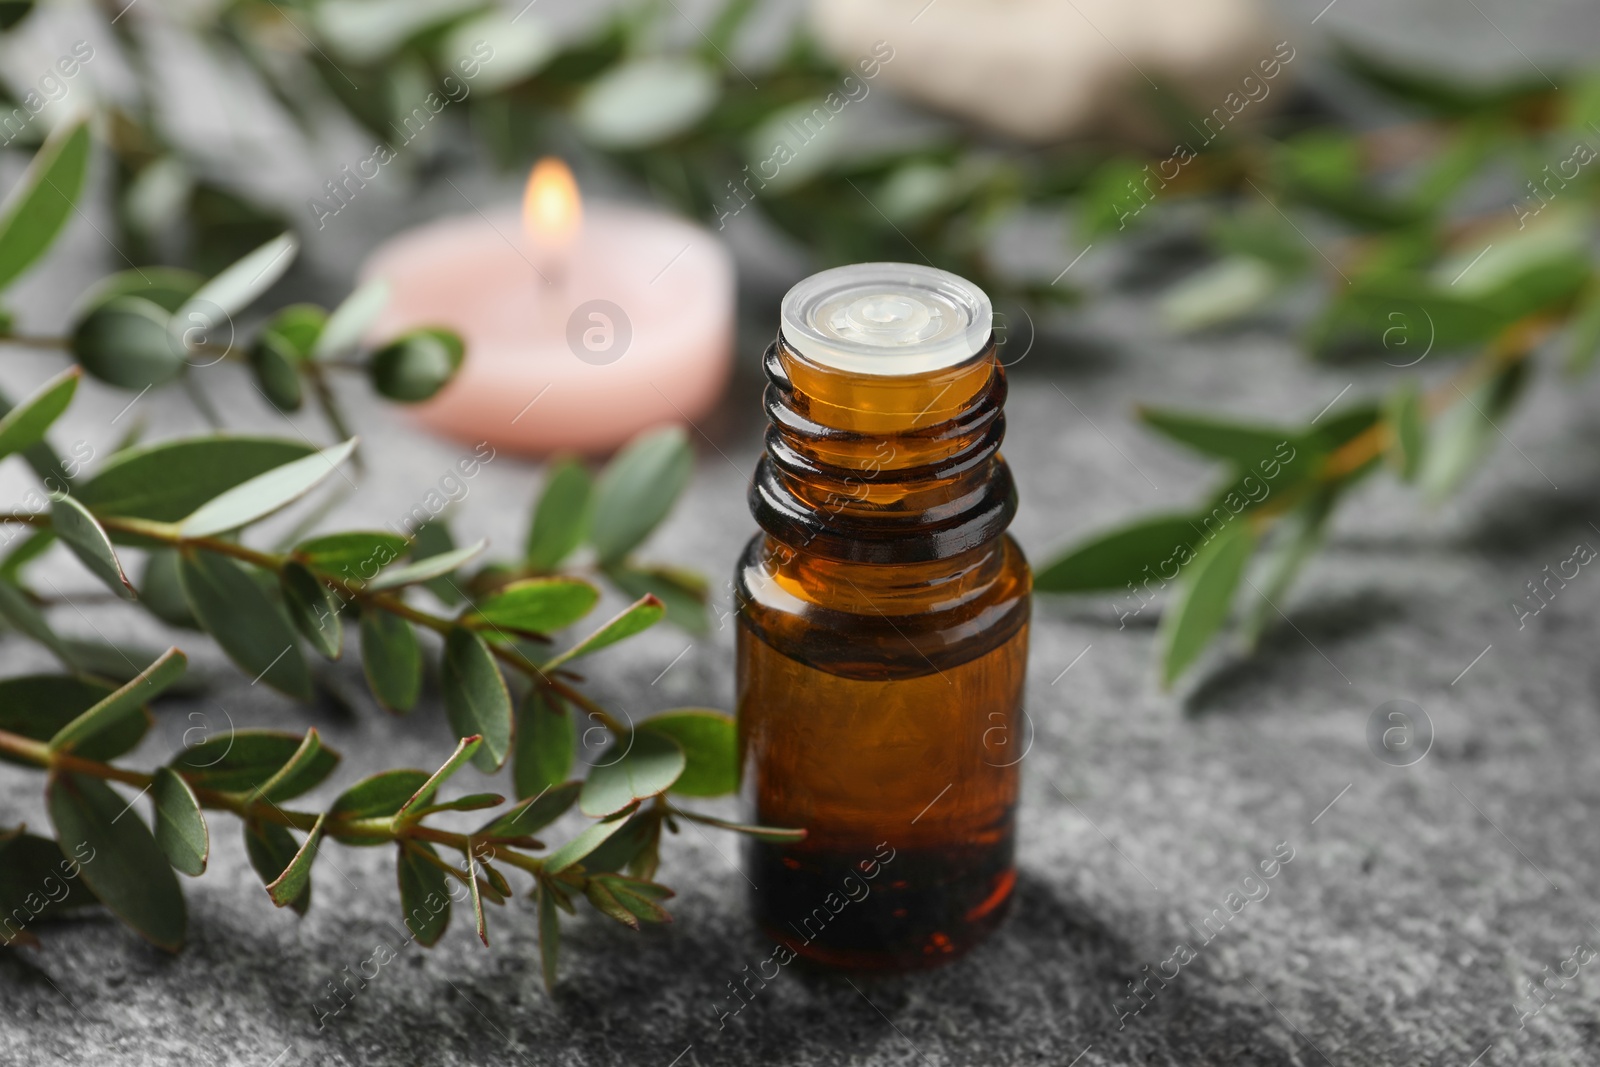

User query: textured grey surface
[7,5,1600,1067]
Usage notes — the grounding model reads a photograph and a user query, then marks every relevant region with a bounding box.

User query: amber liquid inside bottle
[735,303,1030,970]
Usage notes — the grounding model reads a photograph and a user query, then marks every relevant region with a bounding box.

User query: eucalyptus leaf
[294,530,408,577]
[1384,383,1426,481]
[0,577,73,667]
[368,328,463,401]
[79,437,313,522]
[525,457,592,571]
[281,562,342,659]
[50,492,135,599]
[70,296,184,390]
[313,280,389,360]
[0,833,99,943]
[544,594,665,669]
[174,730,339,800]
[1157,521,1255,687]
[152,767,208,877]
[0,674,142,765]
[329,774,427,831]
[48,772,187,950]
[396,735,484,820]
[465,578,598,637]
[245,728,331,805]
[1034,514,1204,594]
[476,779,580,838]
[0,119,91,293]
[513,689,574,800]
[266,813,324,908]
[49,647,185,754]
[442,628,513,773]
[639,710,737,797]
[1418,361,1529,499]
[543,809,636,874]
[182,233,297,321]
[579,730,686,817]
[243,820,311,915]
[601,563,709,635]
[1242,487,1337,646]
[179,439,356,537]
[249,331,304,412]
[0,367,77,460]
[360,609,422,713]
[178,551,311,700]
[366,538,486,591]
[588,427,693,564]
[396,841,451,946]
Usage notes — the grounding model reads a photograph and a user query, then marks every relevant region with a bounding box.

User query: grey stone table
[6,7,1600,1066]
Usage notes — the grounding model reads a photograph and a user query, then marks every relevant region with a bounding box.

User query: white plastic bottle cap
[779,262,993,376]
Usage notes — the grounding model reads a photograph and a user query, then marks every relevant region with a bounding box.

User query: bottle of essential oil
[735,262,1030,969]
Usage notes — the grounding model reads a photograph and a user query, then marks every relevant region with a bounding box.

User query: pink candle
[361,159,735,455]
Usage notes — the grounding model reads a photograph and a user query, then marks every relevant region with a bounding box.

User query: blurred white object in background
[810,0,1287,144]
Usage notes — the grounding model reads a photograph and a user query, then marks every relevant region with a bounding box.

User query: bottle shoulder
[734,533,1030,678]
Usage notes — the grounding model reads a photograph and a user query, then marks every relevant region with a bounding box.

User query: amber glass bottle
[735,263,1030,970]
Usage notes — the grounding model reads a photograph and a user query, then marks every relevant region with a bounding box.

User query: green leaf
[248,331,304,412]
[524,457,591,570]
[673,810,807,843]
[174,729,339,801]
[151,767,208,877]
[179,439,356,537]
[331,769,433,821]
[396,735,485,821]
[544,594,666,669]
[141,550,200,628]
[476,780,580,838]
[588,426,693,564]
[0,527,54,582]
[360,608,422,713]
[79,437,313,522]
[47,772,186,950]
[603,563,709,635]
[1157,521,1255,687]
[50,492,135,599]
[596,874,674,924]
[0,120,91,293]
[442,628,513,773]
[580,731,686,817]
[0,833,99,944]
[0,366,77,460]
[266,813,324,908]
[183,233,297,320]
[0,674,143,764]
[0,578,73,667]
[1138,408,1304,471]
[465,578,598,637]
[639,710,736,797]
[538,879,560,989]
[243,821,311,915]
[1418,361,1529,499]
[178,551,311,700]
[1242,487,1337,646]
[76,266,202,316]
[1159,257,1278,333]
[414,792,504,816]
[397,842,452,946]
[1384,383,1426,482]
[49,647,185,754]
[513,689,575,800]
[312,279,389,360]
[245,728,332,804]
[407,520,462,604]
[369,328,464,401]
[585,878,640,929]
[257,303,327,359]
[293,530,409,578]
[70,296,184,391]
[281,562,342,659]
[581,810,658,874]
[1034,514,1203,594]
[466,844,489,946]
[543,809,636,874]
[366,538,487,591]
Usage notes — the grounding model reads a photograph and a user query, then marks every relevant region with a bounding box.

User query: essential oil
[735,263,1030,970]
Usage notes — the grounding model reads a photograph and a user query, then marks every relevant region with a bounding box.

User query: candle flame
[523,157,581,249]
